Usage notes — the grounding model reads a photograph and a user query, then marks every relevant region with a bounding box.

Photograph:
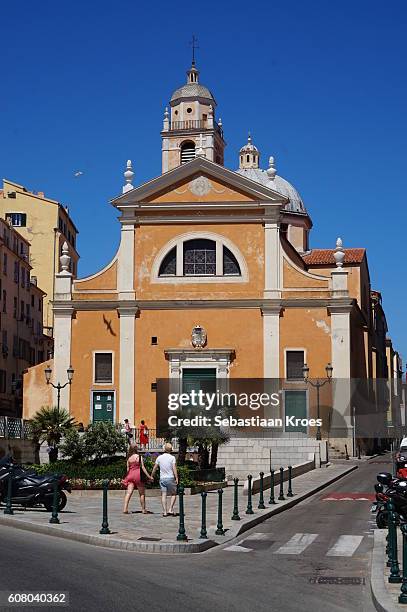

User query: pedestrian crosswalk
[224,532,366,557]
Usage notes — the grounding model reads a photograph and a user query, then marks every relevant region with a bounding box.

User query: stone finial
[267,156,277,180]
[122,160,134,194]
[218,117,222,127]
[164,107,169,119]
[60,241,71,273]
[208,104,213,117]
[334,237,345,268]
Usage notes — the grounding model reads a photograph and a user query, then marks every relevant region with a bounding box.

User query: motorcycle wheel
[376,510,388,529]
[43,491,67,512]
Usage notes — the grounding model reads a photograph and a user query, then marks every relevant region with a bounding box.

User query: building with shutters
[0,217,51,416]
[22,60,401,460]
[0,179,79,335]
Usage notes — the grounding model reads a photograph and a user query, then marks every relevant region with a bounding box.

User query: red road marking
[321,493,376,501]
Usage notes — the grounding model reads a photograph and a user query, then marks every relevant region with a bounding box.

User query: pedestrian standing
[122,419,133,445]
[139,420,149,449]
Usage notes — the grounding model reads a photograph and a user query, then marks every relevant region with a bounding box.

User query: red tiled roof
[303,248,366,266]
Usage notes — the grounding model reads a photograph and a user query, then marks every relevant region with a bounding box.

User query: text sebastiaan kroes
[167,390,322,429]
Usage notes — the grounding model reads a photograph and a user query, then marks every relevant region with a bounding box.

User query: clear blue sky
[1,1,406,359]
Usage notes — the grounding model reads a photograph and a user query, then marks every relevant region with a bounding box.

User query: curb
[0,465,357,554]
[370,530,400,612]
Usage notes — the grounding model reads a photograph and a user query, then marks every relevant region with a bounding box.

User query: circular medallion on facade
[191,324,207,349]
[189,176,211,196]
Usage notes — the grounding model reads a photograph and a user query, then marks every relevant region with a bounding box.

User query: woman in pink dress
[122,444,152,514]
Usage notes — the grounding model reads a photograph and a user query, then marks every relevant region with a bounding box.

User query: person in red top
[122,443,152,514]
[139,420,149,449]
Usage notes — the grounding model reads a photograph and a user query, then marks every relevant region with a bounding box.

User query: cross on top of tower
[189,35,199,66]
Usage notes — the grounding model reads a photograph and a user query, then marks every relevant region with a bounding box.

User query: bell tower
[161,61,226,173]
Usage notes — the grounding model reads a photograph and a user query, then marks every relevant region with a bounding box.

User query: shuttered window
[286,350,305,380]
[94,353,113,384]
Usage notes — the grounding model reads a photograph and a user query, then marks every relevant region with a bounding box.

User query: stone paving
[0,462,357,553]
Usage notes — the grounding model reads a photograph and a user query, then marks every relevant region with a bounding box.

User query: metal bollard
[246,475,254,514]
[268,469,276,504]
[99,479,110,534]
[287,465,294,498]
[231,478,241,521]
[215,488,225,535]
[177,485,187,541]
[388,501,402,583]
[358,445,361,460]
[200,492,208,539]
[4,470,14,515]
[399,522,407,603]
[344,444,350,460]
[49,480,60,525]
[278,467,285,501]
[258,472,265,509]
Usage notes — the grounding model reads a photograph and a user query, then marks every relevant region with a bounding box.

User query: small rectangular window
[151,336,158,345]
[286,350,305,380]
[2,290,6,314]
[94,353,113,383]
[3,253,7,275]
[6,213,26,227]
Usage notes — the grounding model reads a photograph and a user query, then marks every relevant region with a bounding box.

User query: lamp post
[44,365,74,411]
[302,362,333,441]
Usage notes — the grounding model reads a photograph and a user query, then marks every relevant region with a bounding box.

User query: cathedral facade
[23,61,397,453]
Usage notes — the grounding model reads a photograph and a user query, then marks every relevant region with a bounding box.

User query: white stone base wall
[217,437,322,480]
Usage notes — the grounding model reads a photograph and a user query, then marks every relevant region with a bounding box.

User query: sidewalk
[0,462,357,554]
[371,529,407,612]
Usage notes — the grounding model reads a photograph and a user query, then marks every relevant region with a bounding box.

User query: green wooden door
[92,392,114,423]
[182,368,217,400]
[284,390,307,433]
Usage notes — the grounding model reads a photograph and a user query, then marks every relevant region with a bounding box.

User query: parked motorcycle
[0,456,71,511]
[372,472,407,528]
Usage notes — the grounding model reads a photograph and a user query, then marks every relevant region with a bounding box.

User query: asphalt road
[1,457,389,612]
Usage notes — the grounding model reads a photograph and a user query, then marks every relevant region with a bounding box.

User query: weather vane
[189,35,199,65]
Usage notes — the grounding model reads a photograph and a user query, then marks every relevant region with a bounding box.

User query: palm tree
[30,406,77,463]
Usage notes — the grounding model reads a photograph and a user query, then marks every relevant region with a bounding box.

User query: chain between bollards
[215,488,225,535]
[246,475,254,514]
[388,501,402,583]
[287,465,293,498]
[200,491,208,539]
[4,469,14,515]
[268,469,276,505]
[278,467,285,501]
[177,485,187,541]
[258,472,265,509]
[399,522,407,603]
[231,478,241,520]
[49,480,60,524]
[99,479,110,534]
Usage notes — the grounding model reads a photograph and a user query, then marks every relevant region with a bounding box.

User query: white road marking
[326,535,364,557]
[243,533,273,541]
[275,533,318,555]
[224,545,253,552]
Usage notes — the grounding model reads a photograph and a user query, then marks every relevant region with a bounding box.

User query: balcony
[169,119,223,137]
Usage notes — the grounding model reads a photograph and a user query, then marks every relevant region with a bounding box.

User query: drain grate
[137,537,162,542]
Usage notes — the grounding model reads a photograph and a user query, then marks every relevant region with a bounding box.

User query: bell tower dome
[161,61,226,173]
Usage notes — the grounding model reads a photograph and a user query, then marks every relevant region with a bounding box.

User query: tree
[30,406,77,463]
[83,421,126,461]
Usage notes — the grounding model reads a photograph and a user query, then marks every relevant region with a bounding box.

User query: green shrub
[60,429,86,462]
[24,455,194,488]
[83,421,126,460]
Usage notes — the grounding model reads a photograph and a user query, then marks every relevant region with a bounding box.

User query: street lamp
[44,365,74,410]
[303,362,333,440]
